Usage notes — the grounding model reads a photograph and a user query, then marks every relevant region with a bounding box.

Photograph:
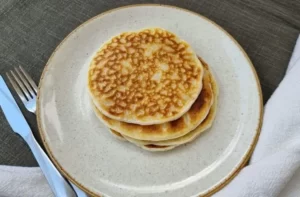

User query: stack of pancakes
[88,28,218,151]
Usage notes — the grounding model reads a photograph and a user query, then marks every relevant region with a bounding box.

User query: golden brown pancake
[110,58,218,148]
[91,60,214,141]
[88,28,204,125]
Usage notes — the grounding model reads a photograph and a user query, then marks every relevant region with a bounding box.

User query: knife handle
[24,133,77,197]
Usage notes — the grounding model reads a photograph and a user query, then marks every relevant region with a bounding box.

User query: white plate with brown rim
[37,4,263,197]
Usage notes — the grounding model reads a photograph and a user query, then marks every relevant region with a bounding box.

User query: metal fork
[6,66,88,197]
[7,66,37,113]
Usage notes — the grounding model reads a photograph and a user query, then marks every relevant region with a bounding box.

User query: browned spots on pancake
[188,66,212,120]
[141,125,162,133]
[88,28,203,121]
[169,116,186,130]
[189,84,207,114]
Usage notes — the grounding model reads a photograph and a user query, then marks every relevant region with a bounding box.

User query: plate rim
[36,4,263,197]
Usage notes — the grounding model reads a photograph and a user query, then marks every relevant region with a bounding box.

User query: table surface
[0,0,299,166]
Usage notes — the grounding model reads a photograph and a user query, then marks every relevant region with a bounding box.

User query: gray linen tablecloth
[0,0,299,166]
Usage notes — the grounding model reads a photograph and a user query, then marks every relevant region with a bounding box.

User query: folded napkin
[1,36,299,197]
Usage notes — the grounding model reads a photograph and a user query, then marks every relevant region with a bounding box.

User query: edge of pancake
[108,126,176,151]
[126,137,176,152]
[109,129,127,141]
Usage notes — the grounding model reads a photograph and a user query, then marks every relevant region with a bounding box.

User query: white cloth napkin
[0,165,53,197]
[1,36,300,197]
[215,35,300,197]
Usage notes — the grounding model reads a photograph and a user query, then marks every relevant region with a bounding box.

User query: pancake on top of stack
[88,28,204,125]
[88,28,218,151]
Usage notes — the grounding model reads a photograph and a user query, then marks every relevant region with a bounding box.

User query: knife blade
[0,76,30,139]
[0,75,76,197]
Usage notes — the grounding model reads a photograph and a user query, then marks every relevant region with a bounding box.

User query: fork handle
[24,133,77,197]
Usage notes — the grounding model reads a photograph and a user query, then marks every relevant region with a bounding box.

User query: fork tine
[19,66,38,94]
[10,70,31,99]
[14,67,35,98]
[6,72,27,103]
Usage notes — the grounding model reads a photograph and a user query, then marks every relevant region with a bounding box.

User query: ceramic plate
[37,5,262,197]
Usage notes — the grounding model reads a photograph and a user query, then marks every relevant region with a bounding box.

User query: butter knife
[0,76,76,197]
